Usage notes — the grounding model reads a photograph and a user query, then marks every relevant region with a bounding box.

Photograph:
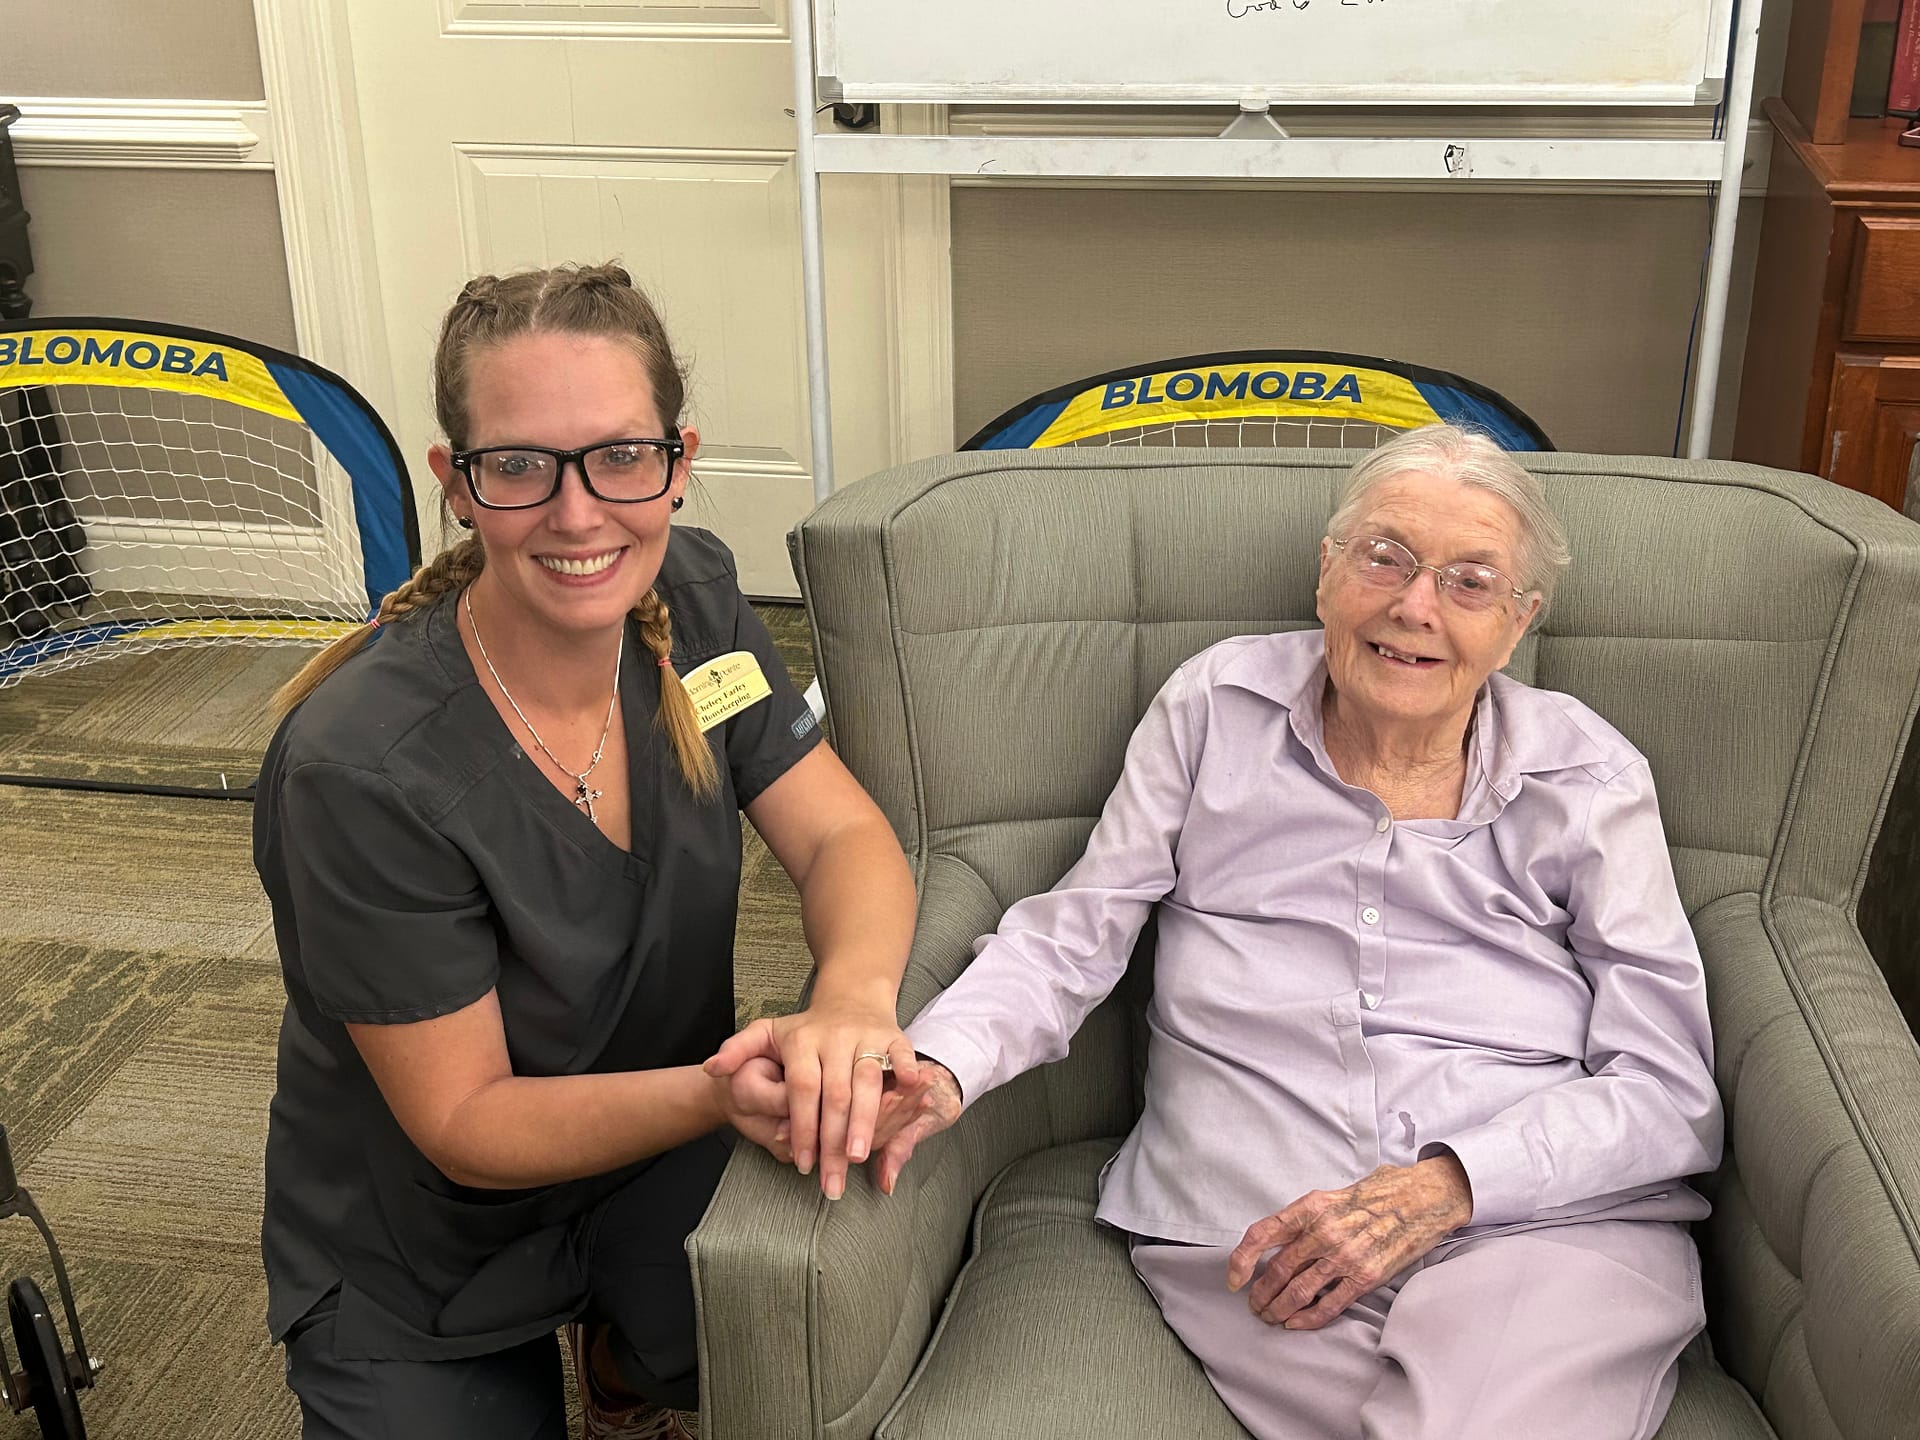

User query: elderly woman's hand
[870,1061,963,1196]
[1226,1154,1473,1329]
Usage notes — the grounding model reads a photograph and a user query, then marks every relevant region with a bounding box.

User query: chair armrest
[1692,892,1920,1439]
[691,852,1109,1438]
[688,1139,927,1440]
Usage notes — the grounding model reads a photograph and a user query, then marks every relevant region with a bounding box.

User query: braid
[633,589,719,800]
[378,536,486,626]
[454,273,504,310]
[572,263,634,294]
[272,539,487,717]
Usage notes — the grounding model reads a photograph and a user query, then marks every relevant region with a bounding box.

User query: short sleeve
[277,761,501,1024]
[719,595,824,806]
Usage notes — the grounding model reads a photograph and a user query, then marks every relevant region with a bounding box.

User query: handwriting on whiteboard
[1226,0,1390,17]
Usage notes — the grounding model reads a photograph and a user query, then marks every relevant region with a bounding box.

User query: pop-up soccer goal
[0,318,419,687]
[962,351,1552,453]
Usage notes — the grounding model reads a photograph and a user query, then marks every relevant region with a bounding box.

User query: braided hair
[270,537,485,717]
[273,262,719,800]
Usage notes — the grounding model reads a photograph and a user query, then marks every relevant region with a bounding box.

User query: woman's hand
[1226,1154,1473,1329]
[871,1061,964,1196]
[705,1002,919,1199]
[710,1055,793,1166]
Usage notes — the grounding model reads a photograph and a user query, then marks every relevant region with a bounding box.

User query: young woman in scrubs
[255,263,919,1439]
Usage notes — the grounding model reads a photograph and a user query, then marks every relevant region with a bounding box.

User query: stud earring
[671,496,685,512]
[456,516,475,530]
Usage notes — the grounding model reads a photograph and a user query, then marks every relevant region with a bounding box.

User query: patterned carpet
[0,643,300,791]
[0,605,817,1439]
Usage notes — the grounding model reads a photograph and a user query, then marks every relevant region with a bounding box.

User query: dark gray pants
[285,1134,729,1440]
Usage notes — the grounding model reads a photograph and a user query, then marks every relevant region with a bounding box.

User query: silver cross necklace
[465,586,622,821]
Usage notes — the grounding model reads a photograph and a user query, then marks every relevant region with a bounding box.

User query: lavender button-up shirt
[907,630,1722,1247]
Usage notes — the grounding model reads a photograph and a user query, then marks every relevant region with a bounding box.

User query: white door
[337,0,902,596]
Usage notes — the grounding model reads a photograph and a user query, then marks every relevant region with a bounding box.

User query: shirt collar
[1212,629,1615,815]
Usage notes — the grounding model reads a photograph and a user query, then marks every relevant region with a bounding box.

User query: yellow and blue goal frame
[962,350,1553,453]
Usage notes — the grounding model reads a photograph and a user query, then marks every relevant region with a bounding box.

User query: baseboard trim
[82,516,360,607]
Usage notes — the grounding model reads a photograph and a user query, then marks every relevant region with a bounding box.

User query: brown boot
[564,1322,701,1440]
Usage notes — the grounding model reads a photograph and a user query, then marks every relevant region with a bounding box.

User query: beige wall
[18,168,298,349]
[951,187,1763,456]
[10,0,292,340]
[6,0,265,99]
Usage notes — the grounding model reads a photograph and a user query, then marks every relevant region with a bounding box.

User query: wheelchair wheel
[6,1277,85,1440]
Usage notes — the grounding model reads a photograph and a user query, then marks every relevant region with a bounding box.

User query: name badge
[682,650,772,732]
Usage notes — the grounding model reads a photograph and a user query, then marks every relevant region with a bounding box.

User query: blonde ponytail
[272,538,487,717]
[633,588,719,800]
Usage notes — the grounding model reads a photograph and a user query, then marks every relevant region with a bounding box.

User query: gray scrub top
[253,528,822,1361]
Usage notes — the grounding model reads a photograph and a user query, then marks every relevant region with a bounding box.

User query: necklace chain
[465,587,622,821]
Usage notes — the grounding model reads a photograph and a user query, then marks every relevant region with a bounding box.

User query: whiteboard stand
[793,0,1764,498]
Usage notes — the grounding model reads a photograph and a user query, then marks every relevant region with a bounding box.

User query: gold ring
[854,1051,893,1071]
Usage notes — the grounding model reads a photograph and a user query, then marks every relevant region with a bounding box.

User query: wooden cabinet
[1828,353,1920,513]
[1734,100,1920,514]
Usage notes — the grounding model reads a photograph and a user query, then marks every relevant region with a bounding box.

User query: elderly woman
[867,425,1723,1439]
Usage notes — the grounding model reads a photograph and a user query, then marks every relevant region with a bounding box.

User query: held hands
[1225,1154,1473,1330]
[705,995,923,1199]
[709,1055,793,1166]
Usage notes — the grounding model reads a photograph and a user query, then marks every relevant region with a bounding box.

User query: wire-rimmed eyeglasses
[449,434,685,510]
[1331,534,1528,614]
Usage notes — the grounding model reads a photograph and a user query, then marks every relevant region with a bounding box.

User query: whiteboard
[816,0,1734,106]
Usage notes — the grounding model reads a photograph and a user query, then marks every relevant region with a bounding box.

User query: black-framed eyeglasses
[449,433,685,510]
[1331,534,1528,614]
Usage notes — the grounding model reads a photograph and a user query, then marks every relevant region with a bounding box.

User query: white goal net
[1069,414,1404,450]
[0,321,418,687]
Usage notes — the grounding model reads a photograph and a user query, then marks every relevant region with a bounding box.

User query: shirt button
[1375,816,1391,833]
[1360,990,1382,1010]
[1361,906,1380,925]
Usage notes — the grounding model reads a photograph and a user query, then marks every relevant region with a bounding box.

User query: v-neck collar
[424,593,659,878]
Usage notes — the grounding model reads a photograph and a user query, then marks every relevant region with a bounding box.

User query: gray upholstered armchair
[687,450,1920,1439]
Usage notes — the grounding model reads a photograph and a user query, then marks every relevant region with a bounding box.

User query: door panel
[344,0,896,594]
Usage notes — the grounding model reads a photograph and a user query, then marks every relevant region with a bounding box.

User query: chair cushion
[1658,1343,1780,1440]
[877,1139,1249,1440]
[878,1141,1775,1440]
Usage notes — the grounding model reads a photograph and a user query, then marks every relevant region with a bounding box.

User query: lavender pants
[1131,1219,1704,1440]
